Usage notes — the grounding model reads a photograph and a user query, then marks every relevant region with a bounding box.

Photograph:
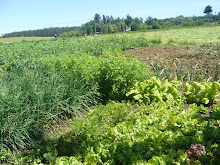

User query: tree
[87,25,93,35]
[120,21,126,32]
[125,14,133,27]
[152,22,160,29]
[204,5,213,23]
[131,22,139,31]
[110,16,114,24]
[145,16,154,25]
[103,15,107,24]
[94,13,101,23]
[94,13,101,33]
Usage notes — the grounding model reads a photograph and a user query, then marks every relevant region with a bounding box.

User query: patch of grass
[0,37,53,43]
[94,26,220,45]
[179,43,220,58]
[0,66,98,153]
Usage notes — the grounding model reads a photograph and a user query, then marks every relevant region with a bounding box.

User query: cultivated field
[0,37,54,43]
[0,26,219,164]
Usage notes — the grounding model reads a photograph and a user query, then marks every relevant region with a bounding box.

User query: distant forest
[59,13,220,38]
[1,26,80,38]
[2,9,220,38]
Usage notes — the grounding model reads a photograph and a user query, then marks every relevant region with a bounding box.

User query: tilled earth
[124,46,220,81]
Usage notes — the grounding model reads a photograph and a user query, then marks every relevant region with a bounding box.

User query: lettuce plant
[126,76,182,105]
[184,81,220,106]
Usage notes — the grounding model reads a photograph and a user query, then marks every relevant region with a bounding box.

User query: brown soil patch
[125,47,183,63]
[124,46,220,81]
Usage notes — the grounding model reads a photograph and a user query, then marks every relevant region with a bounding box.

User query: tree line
[1,26,80,38]
[59,12,220,38]
[2,5,219,38]
[59,5,219,38]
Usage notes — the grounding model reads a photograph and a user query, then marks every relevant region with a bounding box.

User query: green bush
[41,51,152,102]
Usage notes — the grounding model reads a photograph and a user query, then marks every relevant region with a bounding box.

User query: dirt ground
[124,46,220,81]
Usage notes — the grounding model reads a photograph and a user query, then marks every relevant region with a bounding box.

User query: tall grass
[0,66,98,152]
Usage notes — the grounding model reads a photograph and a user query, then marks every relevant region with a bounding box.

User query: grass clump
[0,66,98,155]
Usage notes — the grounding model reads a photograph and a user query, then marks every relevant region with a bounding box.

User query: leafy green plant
[184,80,220,106]
[126,76,182,105]
[19,101,220,164]
[41,51,152,102]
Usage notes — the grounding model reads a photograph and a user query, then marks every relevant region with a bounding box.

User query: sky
[1,0,220,36]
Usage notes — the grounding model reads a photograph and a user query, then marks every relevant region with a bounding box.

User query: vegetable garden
[0,26,219,164]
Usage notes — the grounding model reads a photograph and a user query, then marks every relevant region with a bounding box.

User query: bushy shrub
[41,51,152,102]
[98,51,152,101]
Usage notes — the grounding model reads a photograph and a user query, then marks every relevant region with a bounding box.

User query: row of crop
[40,51,153,102]
[15,101,220,164]
[0,50,153,157]
[0,36,159,72]
[0,38,219,164]
[0,67,98,153]
[0,37,154,158]
[126,76,220,106]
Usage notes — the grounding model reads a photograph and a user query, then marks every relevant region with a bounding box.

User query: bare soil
[124,46,220,81]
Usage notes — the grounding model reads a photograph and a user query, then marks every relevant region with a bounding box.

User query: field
[94,26,220,44]
[0,37,54,43]
[0,26,220,164]
[124,45,220,82]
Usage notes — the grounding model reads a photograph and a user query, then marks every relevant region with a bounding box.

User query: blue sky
[1,0,220,35]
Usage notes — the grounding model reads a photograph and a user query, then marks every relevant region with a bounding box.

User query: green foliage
[0,36,154,162]
[20,102,220,164]
[1,27,80,38]
[1,28,220,164]
[0,67,98,153]
[97,52,152,101]
[184,80,220,106]
[131,22,139,31]
[56,13,219,38]
[127,77,220,107]
[204,5,213,15]
[41,51,152,102]
[126,76,182,105]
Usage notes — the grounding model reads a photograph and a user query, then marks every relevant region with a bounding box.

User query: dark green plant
[41,51,152,103]
[204,5,213,23]
[0,66,98,153]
